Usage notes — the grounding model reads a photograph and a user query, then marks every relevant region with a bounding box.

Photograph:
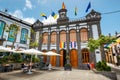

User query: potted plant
[93,60,117,80]
[64,63,72,71]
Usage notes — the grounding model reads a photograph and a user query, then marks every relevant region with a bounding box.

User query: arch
[70,29,76,42]
[60,30,66,42]
[42,32,48,44]
[59,49,67,67]
[0,20,6,39]
[70,49,78,68]
[20,28,28,44]
[80,28,88,42]
[42,49,47,63]
[81,48,90,63]
[50,31,57,44]
[50,49,57,66]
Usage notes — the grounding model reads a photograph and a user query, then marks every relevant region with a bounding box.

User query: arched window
[60,31,66,48]
[20,28,28,44]
[0,21,5,39]
[80,28,88,42]
[51,31,57,44]
[60,30,66,42]
[70,29,76,42]
[42,32,48,45]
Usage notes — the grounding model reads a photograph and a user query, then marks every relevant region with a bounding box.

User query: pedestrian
[87,62,90,70]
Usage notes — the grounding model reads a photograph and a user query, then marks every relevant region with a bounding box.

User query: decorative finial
[4,9,8,12]
[62,2,65,9]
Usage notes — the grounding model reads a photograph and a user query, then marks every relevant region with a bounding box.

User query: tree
[88,35,115,52]
[26,28,41,49]
[5,23,20,49]
[88,35,116,61]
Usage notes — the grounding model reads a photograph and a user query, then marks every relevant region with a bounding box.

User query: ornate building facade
[32,3,102,69]
[105,33,120,65]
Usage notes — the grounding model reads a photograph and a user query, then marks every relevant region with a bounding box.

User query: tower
[57,2,69,24]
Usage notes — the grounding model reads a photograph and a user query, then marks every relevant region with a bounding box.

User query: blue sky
[0,0,120,35]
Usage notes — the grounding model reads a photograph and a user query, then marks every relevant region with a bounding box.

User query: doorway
[60,49,67,67]
[70,49,78,68]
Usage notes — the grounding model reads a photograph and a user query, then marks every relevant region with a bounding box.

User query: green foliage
[1,56,9,64]
[30,40,39,48]
[88,34,116,52]
[96,60,111,71]
[12,53,23,63]
[88,38,99,52]
[31,56,40,63]
[5,23,19,33]
[66,55,70,59]
[30,28,35,34]
[98,35,116,45]
[65,64,71,67]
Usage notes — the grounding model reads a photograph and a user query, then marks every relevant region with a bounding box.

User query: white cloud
[24,17,36,24]
[25,0,32,9]
[42,15,59,25]
[10,10,35,24]
[23,0,33,11]
[12,10,23,19]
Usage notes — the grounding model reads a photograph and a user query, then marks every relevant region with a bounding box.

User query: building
[105,33,120,65]
[0,11,31,49]
[32,3,102,69]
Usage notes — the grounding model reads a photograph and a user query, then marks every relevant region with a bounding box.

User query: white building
[0,11,32,49]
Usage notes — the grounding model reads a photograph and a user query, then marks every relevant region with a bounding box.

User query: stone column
[38,29,42,51]
[88,23,96,64]
[66,27,70,64]
[56,29,60,67]
[76,28,82,69]
[47,29,51,63]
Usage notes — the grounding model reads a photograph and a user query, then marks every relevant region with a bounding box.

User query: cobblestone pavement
[0,68,112,80]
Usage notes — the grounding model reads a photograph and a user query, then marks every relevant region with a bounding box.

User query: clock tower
[57,2,69,24]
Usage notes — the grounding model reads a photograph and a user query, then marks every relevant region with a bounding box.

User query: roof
[0,11,32,27]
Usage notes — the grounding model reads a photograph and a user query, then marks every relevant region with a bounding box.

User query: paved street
[0,68,112,80]
[107,63,120,80]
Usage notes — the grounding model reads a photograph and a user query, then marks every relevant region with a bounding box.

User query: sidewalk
[107,63,120,70]
[107,63,120,80]
[0,68,112,80]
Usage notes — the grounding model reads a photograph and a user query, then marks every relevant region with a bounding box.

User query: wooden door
[70,49,78,68]
[50,56,56,66]
[60,50,63,67]
[50,50,56,66]
[42,50,47,63]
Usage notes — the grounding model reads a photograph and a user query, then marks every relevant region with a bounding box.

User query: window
[8,25,17,42]
[81,49,89,63]
[0,21,5,39]
[80,28,88,42]
[70,29,76,42]
[51,31,57,44]
[20,28,28,44]
[42,32,48,45]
